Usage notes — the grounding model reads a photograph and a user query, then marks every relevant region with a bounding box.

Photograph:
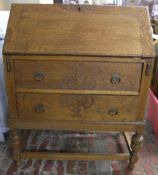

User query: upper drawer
[14,60,142,91]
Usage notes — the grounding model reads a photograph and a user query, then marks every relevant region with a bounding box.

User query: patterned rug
[0,120,158,175]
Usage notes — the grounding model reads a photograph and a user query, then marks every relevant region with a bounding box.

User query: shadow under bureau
[3,4,155,170]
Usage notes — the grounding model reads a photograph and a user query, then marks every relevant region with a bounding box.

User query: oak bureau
[3,4,155,169]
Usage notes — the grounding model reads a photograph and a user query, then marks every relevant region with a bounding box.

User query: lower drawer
[16,93,139,122]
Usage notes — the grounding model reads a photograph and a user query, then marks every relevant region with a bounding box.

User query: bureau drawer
[16,93,139,122]
[14,60,142,91]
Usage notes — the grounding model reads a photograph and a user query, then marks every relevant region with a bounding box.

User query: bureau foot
[10,129,21,165]
[129,132,143,170]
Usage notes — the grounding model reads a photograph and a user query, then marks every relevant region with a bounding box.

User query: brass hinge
[145,63,151,76]
[6,58,12,72]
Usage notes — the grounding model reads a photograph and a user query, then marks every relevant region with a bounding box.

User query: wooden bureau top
[3,4,154,58]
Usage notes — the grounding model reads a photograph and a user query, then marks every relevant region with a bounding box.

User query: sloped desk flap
[3,4,154,58]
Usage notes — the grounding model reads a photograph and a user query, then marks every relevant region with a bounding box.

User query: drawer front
[14,60,142,91]
[17,93,139,122]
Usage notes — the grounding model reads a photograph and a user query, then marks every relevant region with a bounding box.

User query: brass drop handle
[35,104,45,113]
[111,75,121,84]
[108,108,118,116]
[34,72,44,81]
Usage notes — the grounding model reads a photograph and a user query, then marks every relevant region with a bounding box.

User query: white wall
[0,0,40,10]
[40,0,53,3]
[0,11,9,141]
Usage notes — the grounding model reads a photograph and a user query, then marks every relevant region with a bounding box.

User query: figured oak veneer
[16,93,139,122]
[3,5,154,57]
[14,60,142,91]
[3,4,154,170]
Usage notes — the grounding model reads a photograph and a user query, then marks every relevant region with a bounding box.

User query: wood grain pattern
[137,60,154,120]
[16,93,140,122]
[14,60,142,91]
[3,4,154,168]
[3,4,154,58]
[21,152,130,161]
[8,118,145,132]
[3,56,18,118]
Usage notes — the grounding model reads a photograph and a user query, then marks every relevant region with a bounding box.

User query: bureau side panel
[3,56,18,119]
[138,60,154,120]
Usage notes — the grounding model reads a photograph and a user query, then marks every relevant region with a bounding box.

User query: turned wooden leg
[129,132,144,170]
[10,129,21,165]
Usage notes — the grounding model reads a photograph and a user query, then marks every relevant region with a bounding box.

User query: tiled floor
[0,119,158,175]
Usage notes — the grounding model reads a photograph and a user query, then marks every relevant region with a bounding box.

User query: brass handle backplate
[35,104,45,113]
[34,72,44,81]
[111,75,121,84]
[108,108,118,116]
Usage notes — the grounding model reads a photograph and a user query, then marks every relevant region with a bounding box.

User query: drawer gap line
[16,89,139,95]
